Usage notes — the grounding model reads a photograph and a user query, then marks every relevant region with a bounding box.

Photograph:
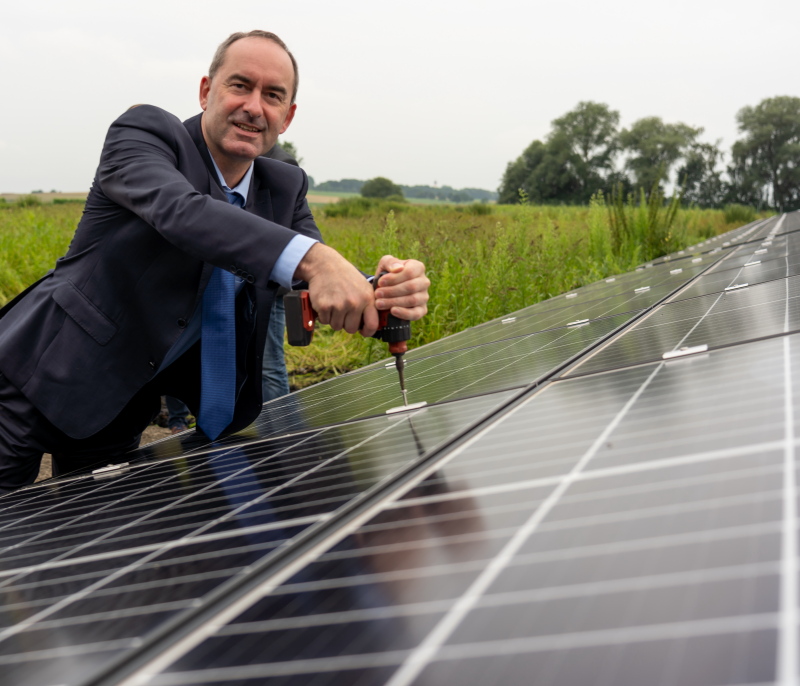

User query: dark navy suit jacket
[0,106,322,438]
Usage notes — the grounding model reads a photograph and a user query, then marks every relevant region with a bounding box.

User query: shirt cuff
[270,235,319,288]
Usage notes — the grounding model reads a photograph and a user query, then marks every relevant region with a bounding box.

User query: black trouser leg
[50,382,162,476]
[0,372,161,491]
[0,373,48,493]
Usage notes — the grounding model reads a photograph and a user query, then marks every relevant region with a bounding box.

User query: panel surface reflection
[0,393,512,686]
[152,335,796,686]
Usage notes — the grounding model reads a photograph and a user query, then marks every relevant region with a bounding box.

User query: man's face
[199,37,297,172]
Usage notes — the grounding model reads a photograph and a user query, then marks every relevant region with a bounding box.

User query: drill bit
[394,352,409,406]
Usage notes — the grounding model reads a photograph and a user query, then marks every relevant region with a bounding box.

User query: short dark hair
[208,31,299,104]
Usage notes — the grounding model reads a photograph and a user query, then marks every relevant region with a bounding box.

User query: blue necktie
[198,190,243,440]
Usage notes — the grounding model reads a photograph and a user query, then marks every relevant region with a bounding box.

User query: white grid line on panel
[0,456,181,537]
[385,363,665,686]
[0,425,347,645]
[426,613,779,663]
[23,599,197,632]
[0,434,326,586]
[389,439,786,515]
[145,614,781,684]
[408,324,596,406]
[536,487,780,534]
[0,444,301,553]
[0,637,137,666]
[207,561,780,636]
[115,398,539,686]
[779,258,798,684]
[0,514,326,581]
[265,521,782,601]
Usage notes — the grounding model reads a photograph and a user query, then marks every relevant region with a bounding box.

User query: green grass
[308,190,482,206]
[0,200,758,388]
[308,190,361,198]
[0,204,83,305]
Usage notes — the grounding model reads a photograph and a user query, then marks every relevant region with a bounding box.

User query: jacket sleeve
[97,105,310,291]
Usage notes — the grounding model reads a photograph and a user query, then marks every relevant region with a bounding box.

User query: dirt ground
[34,424,172,482]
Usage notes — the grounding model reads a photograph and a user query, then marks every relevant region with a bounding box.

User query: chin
[224,141,264,161]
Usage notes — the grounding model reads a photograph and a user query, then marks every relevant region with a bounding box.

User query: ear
[199,76,211,111]
[279,103,297,135]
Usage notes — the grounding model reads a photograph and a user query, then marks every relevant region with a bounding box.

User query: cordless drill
[284,274,412,406]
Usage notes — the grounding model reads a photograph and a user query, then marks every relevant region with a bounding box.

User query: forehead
[216,37,294,88]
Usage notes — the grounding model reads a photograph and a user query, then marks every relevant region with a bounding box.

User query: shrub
[361,177,403,199]
[723,204,757,225]
[607,181,682,263]
[459,203,493,216]
[323,196,409,219]
[16,195,43,207]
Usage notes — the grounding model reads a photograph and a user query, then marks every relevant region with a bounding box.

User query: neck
[214,159,248,189]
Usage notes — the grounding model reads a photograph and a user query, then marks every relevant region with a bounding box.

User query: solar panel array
[1,211,797,686]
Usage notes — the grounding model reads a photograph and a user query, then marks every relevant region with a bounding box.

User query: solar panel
[122,334,796,686]
[2,212,799,686]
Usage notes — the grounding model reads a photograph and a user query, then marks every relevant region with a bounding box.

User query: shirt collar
[208,155,254,204]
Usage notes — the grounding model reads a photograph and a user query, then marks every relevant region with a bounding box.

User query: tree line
[313,178,497,203]
[499,97,800,211]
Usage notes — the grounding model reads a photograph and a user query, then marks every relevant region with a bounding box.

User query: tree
[727,96,800,211]
[361,177,404,199]
[278,140,302,165]
[498,101,620,204]
[498,137,583,204]
[551,101,620,197]
[675,140,725,208]
[619,117,701,191]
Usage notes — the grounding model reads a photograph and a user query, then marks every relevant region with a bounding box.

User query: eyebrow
[228,73,288,96]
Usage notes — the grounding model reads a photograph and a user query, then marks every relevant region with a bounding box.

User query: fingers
[388,301,429,322]
[359,305,380,337]
[374,254,406,279]
[373,257,430,322]
[302,243,376,335]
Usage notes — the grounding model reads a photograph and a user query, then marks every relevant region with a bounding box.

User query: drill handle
[284,290,317,346]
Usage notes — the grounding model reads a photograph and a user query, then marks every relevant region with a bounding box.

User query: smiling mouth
[233,122,261,133]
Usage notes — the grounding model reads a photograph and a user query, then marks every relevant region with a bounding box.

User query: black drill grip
[371,272,411,353]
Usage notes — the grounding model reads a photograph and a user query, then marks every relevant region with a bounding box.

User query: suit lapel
[248,164,274,222]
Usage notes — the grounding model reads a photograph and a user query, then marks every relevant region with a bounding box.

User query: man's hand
[372,255,430,321]
[295,243,380,336]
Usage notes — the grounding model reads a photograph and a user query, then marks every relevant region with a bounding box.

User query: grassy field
[0,197,760,388]
[306,190,479,207]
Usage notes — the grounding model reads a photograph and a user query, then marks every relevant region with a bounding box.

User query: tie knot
[225,191,244,207]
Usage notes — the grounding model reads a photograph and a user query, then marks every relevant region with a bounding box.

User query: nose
[241,89,263,120]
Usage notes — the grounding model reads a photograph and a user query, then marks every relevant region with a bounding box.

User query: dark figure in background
[166,142,297,434]
[0,30,430,491]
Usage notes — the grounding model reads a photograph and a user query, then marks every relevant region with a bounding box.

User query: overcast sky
[2,0,798,193]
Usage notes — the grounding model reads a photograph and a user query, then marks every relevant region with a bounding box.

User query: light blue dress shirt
[157,155,318,373]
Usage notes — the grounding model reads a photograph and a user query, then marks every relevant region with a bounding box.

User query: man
[0,30,430,492]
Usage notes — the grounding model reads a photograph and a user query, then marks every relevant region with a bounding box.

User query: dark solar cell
[671,252,799,302]
[567,274,800,376]
[0,392,512,685]
[145,333,798,686]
